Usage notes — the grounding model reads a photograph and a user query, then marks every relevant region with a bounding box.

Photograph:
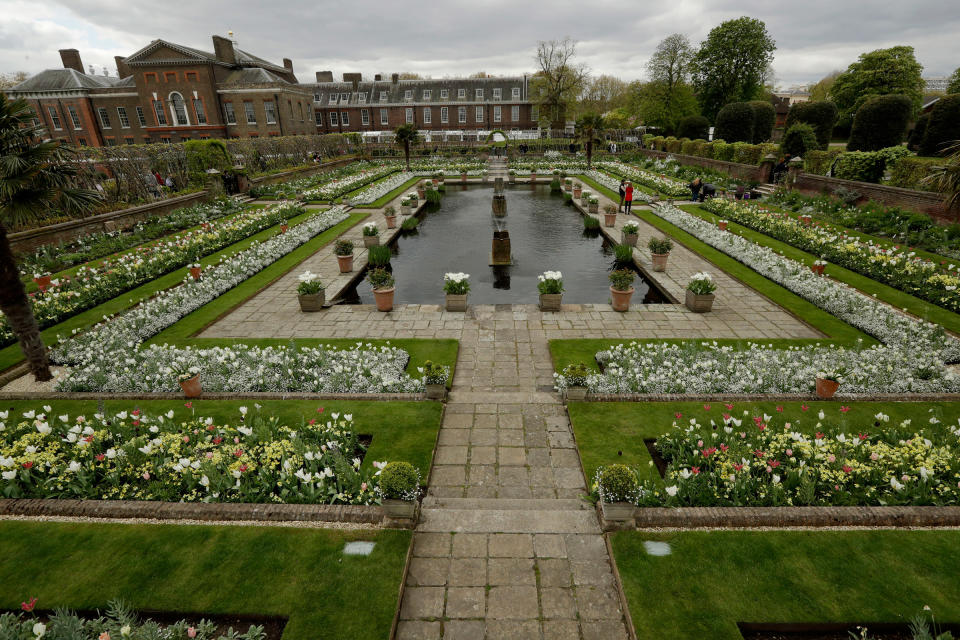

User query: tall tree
[0,71,28,89]
[809,71,842,102]
[530,37,589,130]
[642,33,697,128]
[0,94,101,381]
[393,124,419,171]
[829,46,925,128]
[690,17,776,121]
[947,67,960,95]
[579,75,629,117]
[630,80,699,134]
[574,113,606,168]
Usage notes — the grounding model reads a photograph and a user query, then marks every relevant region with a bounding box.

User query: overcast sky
[2,0,956,88]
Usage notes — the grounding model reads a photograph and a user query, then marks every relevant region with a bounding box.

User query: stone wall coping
[622,505,960,529]
[0,497,383,524]
[582,392,960,402]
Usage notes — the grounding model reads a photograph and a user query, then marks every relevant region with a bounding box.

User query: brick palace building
[6,35,538,146]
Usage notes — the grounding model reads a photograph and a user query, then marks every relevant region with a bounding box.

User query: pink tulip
[188,629,197,639]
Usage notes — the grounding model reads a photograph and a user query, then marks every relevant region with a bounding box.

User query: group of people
[617,179,635,213]
[688,178,717,202]
[143,170,177,198]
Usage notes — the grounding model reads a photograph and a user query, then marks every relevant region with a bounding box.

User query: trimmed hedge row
[643,135,779,166]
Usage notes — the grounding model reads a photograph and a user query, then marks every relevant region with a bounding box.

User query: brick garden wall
[639,149,765,182]
[792,173,957,224]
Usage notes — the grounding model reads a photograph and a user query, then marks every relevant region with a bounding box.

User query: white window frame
[329,94,337,104]
[116,106,130,128]
[457,88,466,99]
[340,93,349,102]
[329,111,338,126]
[404,90,413,101]
[440,89,449,99]
[511,105,519,122]
[341,111,349,126]
[513,87,521,99]
[222,102,235,125]
[423,90,431,100]
[243,101,256,125]
[475,105,483,122]
[358,93,366,103]
[67,105,82,130]
[314,93,321,102]
[169,92,190,126]
[361,108,370,125]
[423,107,431,124]
[135,106,147,127]
[379,91,387,102]
[493,105,501,122]
[458,106,466,123]
[532,105,539,122]
[405,107,413,124]
[493,88,501,100]
[47,106,62,130]
[475,88,483,99]
[97,107,111,129]
[380,108,389,125]
[440,106,449,123]
[264,101,277,124]
[193,99,207,124]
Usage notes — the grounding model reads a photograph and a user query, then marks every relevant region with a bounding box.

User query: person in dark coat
[689,177,703,202]
[618,179,626,213]
[701,183,716,201]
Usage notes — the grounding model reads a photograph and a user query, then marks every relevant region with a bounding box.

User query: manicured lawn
[569,400,960,483]
[679,204,960,334]
[0,208,336,374]
[612,529,960,639]
[0,520,410,640]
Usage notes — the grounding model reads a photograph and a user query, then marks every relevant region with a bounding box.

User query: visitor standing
[618,179,626,213]
[164,175,174,189]
[689,177,702,202]
[624,182,634,214]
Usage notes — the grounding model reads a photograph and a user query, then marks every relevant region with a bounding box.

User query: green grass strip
[0,520,410,640]
[0,209,325,374]
[148,213,367,343]
[680,204,960,334]
[613,529,960,639]
[577,174,870,344]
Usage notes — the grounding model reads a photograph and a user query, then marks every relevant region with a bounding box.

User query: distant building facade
[6,37,538,146]
[924,77,949,93]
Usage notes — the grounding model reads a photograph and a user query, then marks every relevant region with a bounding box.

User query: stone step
[417,507,601,534]
[446,390,560,405]
[422,497,589,511]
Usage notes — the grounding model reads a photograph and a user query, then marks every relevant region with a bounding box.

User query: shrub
[334,239,354,256]
[908,112,930,151]
[680,139,698,155]
[583,215,600,229]
[420,360,449,384]
[833,151,886,182]
[784,101,838,150]
[400,216,420,231]
[561,362,590,386]
[184,139,231,185]
[648,237,674,254]
[847,94,913,151]
[712,140,734,161]
[677,115,710,140]
[692,140,713,158]
[781,123,820,158]
[379,462,420,500]
[649,135,665,150]
[804,149,843,175]
[665,136,683,153]
[367,245,392,266]
[367,267,394,290]
[714,102,755,143]
[597,464,639,503]
[889,156,943,191]
[748,100,776,143]
[613,244,634,265]
[609,268,636,291]
[731,142,763,165]
[920,94,960,156]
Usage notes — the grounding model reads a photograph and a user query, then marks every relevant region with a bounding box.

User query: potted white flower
[508,169,516,184]
[622,221,640,246]
[717,219,729,231]
[33,272,52,292]
[482,169,490,184]
[811,259,827,276]
[538,270,564,311]
[297,271,325,311]
[685,272,716,312]
[384,205,398,229]
[563,178,572,192]
[815,369,843,399]
[335,239,354,273]
[603,204,617,226]
[530,168,537,183]
[378,461,421,519]
[596,464,638,523]
[581,190,591,207]
[589,196,600,214]
[800,213,813,225]
[362,223,380,248]
[562,362,590,401]
[177,367,202,398]
[460,167,468,183]
[401,198,412,216]
[647,237,673,272]
[421,360,449,400]
[573,182,582,199]
[609,269,635,312]
[188,263,202,280]
[368,268,395,312]
[443,272,470,311]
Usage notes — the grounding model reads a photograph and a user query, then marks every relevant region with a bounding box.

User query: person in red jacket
[624,182,634,214]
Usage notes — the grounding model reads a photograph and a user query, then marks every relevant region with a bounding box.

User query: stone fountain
[490,177,512,266]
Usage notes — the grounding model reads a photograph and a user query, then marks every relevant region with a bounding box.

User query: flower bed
[0,406,384,504]
[249,162,396,200]
[0,203,304,348]
[301,164,399,201]
[620,408,960,507]
[702,198,960,313]
[555,341,960,395]
[582,170,654,203]
[598,161,690,197]
[17,197,245,278]
[349,171,415,205]
[647,203,960,360]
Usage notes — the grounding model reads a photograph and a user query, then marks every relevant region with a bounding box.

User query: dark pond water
[344,184,668,305]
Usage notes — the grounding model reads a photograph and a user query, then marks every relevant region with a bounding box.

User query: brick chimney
[115,56,131,78]
[374,73,382,82]
[212,35,236,65]
[315,71,333,82]
[343,72,361,91]
[59,49,84,74]
[391,73,399,84]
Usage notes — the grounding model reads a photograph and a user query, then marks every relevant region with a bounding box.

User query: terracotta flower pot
[461,172,467,183]
[530,173,537,183]
[815,377,840,399]
[800,215,812,225]
[651,253,669,272]
[280,224,288,233]
[622,233,638,247]
[717,221,728,231]
[373,286,395,312]
[432,178,439,186]
[382,499,417,519]
[573,187,582,198]
[603,212,616,226]
[563,182,572,192]
[337,254,354,273]
[425,383,447,400]
[445,293,468,312]
[385,215,397,229]
[179,375,202,398]
[417,187,425,199]
[811,264,825,276]
[565,385,588,401]
[539,293,562,311]
[189,267,202,280]
[601,500,635,523]
[298,291,325,312]
[685,290,715,313]
[610,286,634,312]
[363,235,380,248]
[33,275,52,292]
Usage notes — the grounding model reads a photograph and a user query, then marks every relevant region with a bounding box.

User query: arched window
[169,92,189,126]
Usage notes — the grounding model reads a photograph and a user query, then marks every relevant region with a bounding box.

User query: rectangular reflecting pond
[343,184,669,305]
